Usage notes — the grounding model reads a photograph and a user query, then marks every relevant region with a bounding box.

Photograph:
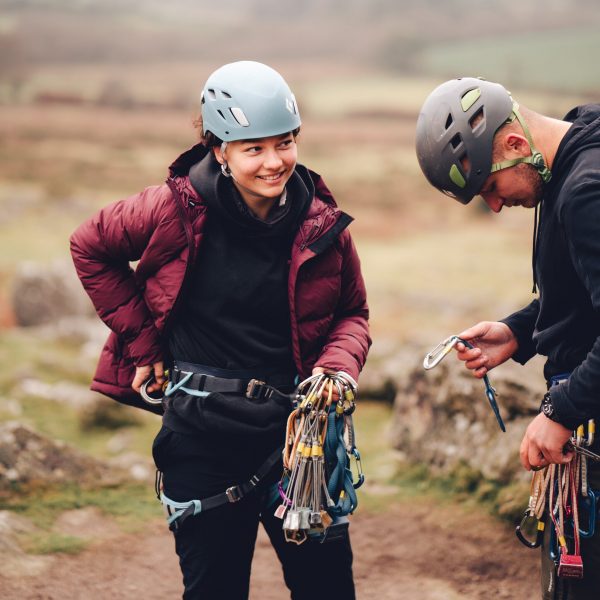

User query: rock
[388,350,546,485]
[0,510,52,578]
[11,260,94,327]
[18,378,99,409]
[0,422,125,492]
[109,452,155,483]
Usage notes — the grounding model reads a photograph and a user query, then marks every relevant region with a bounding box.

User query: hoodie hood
[551,105,600,185]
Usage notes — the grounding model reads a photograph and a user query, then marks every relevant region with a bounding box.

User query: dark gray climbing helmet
[415,77,514,204]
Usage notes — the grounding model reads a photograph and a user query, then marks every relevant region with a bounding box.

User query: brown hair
[192,114,223,147]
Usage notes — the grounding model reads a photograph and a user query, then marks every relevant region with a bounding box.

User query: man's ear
[504,133,530,156]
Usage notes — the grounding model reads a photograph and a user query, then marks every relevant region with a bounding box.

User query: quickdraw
[276,372,364,545]
[516,419,598,580]
[423,335,506,432]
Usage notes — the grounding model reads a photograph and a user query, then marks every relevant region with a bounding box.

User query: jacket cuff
[500,317,537,365]
[550,385,588,430]
[125,323,163,366]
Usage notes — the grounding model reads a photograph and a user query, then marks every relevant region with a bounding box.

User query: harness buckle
[226,486,242,503]
[246,379,266,399]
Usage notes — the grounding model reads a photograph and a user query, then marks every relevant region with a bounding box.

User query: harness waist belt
[170,363,295,401]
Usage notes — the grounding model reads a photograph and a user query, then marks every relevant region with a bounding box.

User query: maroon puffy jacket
[70,145,371,412]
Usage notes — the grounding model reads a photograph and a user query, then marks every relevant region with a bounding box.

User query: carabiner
[515,510,545,549]
[351,448,365,489]
[579,488,596,538]
[423,335,460,369]
[140,375,164,405]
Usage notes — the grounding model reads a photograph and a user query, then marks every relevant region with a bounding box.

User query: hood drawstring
[531,199,543,294]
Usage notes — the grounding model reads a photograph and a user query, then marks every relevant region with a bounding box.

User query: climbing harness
[423,335,506,432]
[152,368,363,538]
[152,363,296,531]
[275,372,364,545]
[516,418,599,580]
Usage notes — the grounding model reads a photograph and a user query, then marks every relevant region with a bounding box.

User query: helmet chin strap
[490,102,552,184]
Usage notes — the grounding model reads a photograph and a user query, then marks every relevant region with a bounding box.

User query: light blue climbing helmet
[201,61,301,142]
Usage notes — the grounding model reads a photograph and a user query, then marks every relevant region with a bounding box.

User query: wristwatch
[540,392,561,423]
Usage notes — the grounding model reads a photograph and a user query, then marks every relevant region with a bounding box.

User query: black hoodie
[502,104,600,428]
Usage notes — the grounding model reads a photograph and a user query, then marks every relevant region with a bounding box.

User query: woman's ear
[212,146,224,165]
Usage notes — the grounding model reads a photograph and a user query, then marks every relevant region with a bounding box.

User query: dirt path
[1,499,539,599]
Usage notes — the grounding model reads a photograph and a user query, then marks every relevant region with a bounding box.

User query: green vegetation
[22,533,88,555]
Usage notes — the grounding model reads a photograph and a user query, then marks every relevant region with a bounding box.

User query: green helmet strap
[490,103,552,184]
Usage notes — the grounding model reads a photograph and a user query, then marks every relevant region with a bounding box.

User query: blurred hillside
[2,0,600,100]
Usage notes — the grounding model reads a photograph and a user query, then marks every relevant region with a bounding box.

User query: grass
[22,533,88,555]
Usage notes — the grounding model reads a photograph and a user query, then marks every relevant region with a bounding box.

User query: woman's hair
[192,114,223,147]
[193,114,300,147]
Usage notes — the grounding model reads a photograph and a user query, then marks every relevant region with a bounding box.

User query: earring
[220,162,231,178]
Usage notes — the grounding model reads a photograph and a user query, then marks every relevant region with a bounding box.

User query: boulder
[0,422,125,492]
[11,260,94,327]
[364,342,547,485]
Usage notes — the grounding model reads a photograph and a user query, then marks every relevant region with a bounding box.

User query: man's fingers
[456,347,481,360]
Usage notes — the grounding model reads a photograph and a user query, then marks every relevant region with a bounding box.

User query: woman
[71,61,370,599]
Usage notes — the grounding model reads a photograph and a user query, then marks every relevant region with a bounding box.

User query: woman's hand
[312,366,341,401]
[132,361,165,393]
[455,321,518,378]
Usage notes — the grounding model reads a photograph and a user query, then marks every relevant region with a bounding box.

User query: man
[415,77,600,599]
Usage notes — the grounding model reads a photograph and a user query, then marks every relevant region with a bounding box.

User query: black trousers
[153,424,356,600]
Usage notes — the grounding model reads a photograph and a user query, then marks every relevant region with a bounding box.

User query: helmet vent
[450,133,462,150]
[221,91,232,99]
[216,109,227,121]
[445,113,453,130]
[206,89,217,100]
[230,107,250,127]
[469,107,484,130]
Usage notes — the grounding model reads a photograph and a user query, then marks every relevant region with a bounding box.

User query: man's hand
[520,412,573,470]
[455,321,519,378]
[132,361,165,393]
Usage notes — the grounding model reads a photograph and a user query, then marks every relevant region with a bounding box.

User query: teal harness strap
[161,492,202,527]
[164,372,211,399]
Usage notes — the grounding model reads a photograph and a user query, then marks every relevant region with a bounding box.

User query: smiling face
[214,132,297,210]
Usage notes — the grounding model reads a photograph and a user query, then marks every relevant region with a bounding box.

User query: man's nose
[484,196,503,213]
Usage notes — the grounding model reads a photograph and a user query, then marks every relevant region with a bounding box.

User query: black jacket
[502,104,600,429]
